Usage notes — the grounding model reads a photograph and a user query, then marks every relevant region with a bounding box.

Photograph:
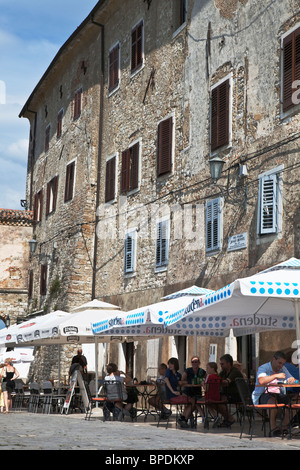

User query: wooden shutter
[46,176,59,215]
[156,220,169,267]
[57,110,63,138]
[124,232,135,273]
[46,180,51,216]
[282,27,300,112]
[52,175,58,212]
[105,157,116,202]
[206,199,221,252]
[121,150,130,193]
[109,44,119,92]
[131,21,143,73]
[211,80,229,151]
[64,162,75,202]
[45,125,50,152]
[130,142,139,190]
[260,174,277,234]
[28,270,33,299]
[74,89,82,120]
[157,117,172,176]
[40,264,47,296]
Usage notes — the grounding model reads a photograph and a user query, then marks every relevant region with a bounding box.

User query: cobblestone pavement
[1,410,300,453]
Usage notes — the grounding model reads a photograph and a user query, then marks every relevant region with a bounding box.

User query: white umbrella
[161,285,214,299]
[71,299,121,312]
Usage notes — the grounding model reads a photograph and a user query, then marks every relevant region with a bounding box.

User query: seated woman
[104,363,135,420]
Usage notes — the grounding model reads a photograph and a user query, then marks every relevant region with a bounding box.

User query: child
[197,362,224,427]
[149,363,172,419]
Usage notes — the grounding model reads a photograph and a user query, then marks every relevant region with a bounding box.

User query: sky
[0,0,99,210]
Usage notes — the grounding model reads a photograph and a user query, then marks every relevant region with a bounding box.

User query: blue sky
[0,0,98,210]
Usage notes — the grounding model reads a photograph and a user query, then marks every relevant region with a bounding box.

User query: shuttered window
[109,43,120,92]
[124,231,136,274]
[121,142,139,193]
[157,117,173,176]
[131,21,143,73]
[46,175,59,216]
[57,109,63,138]
[105,157,116,202]
[156,219,169,268]
[40,264,47,296]
[206,198,222,252]
[258,171,282,235]
[74,88,82,120]
[282,27,300,112]
[64,161,75,202]
[33,189,43,223]
[210,79,230,152]
[45,125,50,153]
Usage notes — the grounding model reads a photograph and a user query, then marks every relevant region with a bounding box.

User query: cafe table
[127,382,158,421]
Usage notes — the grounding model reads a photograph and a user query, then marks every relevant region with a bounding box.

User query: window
[74,88,82,120]
[258,166,283,235]
[156,219,169,268]
[206,198,222,252]
[45,125,50,153]
[282,26,300,112]
[121,142,139,193]
[173,0,187,32]
[64,161,75,202]
[28,270,33,299]
[40,264,47,296]
[109,43,120,93]
[57,109,63,138]
[105,156,116,203]
[131,21,143,74]
[33,189,43,222]
[210,78,230,152]
[124,230,136,274]
[46,175,59,215]
[157,116,173,176]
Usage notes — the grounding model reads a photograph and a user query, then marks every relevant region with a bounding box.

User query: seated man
[177,356,206,428]
[219,354,244,426]
[252,350,296,436]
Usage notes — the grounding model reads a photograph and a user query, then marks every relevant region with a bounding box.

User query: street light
[29,238,37,254]
[209,156,225,183]
[209,157,248,209]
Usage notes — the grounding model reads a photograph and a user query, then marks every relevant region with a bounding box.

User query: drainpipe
[25,108,37,211]
[90,17,105,301]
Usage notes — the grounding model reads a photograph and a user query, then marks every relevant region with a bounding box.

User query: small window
[46,175,59,215]
[109,43,120,93]
[64,161,75,202]
[121,142,139,193]
[282,26,300,112]
[105,156,116,203]
[57,109,63,138]
[40,264,47,296]
[206,198,222,252]
[258,166,283,235]
[45,125,50,153]
[157,116,173,176]
[33,189,43,222]
[210,79,230,152]
[131,21,143,74]
[124,230,136,274]
[156,219,169,268]
[74,88,82,120]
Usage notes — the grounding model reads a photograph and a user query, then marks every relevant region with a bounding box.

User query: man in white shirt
[252,351,296,436]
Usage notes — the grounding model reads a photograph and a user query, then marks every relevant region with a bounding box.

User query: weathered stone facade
[19,0,300,382]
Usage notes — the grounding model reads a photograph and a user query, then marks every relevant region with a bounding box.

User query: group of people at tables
[103,349,300,435]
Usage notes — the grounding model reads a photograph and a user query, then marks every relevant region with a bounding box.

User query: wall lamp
[209,156,248,210]
[29,238,38,254]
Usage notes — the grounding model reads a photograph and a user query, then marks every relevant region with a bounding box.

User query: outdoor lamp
[29,238,37,254]
[5,315,10,328]
[209,156,225,182]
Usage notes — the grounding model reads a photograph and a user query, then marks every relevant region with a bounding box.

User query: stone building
[0,209,33,324]
[19,0,300,382]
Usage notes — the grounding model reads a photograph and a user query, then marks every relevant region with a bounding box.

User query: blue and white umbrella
[161,285,214,300]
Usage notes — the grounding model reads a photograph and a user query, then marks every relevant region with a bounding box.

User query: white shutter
[124,232,135,273]
[206,198,221,252]
[260,174,277,234]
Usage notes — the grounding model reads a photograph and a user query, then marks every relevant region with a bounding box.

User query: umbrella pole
[58,344,61,394]
[95,337,98,407]
[294,300,300,379]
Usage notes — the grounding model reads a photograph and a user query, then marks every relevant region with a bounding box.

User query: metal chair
[196,378,228,429]
[28,382,41,413]
[156,382,173,429]
[13,379,26,411]
[85,380,127,421]
[41,381,54,414]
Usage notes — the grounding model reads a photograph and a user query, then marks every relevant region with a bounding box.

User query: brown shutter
[65,162,75,202]
[211,79,229,151]
[40,264,47,296]
[121,150,130,192]
[39,189,43,221]
[74,89,82,119]
[130,143,139,190]
[33,193,38,222]
[157,117,172,176]
[46,181,50,216]
[53,175,58,212]
[283,27,300,112]
[105,157,116,202]
[131,21,143,73]
[109,44,119,92]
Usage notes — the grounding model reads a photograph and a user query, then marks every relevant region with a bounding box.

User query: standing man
[71,348,88,379]
[252,351,296,436]
[177,356,206,428]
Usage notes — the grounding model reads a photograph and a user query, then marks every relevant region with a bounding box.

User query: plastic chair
[235,378,286,439]
[28,382,41,413]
